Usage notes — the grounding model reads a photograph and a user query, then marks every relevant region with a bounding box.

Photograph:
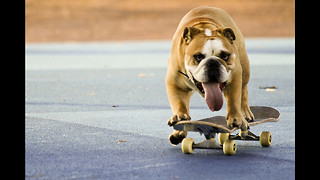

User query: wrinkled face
[183,27,237,111]
[185,36,236,84]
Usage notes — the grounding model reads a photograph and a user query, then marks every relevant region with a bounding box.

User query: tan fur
[166,7,254,145]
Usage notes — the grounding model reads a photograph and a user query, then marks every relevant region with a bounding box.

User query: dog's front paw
[168,130,187,145]
[226,113,248,130]
[242,105,254,122]
[167,114,190,145]
[167,114,190,126]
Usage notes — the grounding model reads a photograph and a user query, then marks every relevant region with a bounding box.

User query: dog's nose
[207,59,220,68]
[206,59,220,82]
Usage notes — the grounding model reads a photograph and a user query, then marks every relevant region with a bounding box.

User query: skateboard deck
[172,106,280,155]
[174,106,280,134]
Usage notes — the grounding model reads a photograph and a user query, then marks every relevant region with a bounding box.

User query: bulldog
[166,7,254,145]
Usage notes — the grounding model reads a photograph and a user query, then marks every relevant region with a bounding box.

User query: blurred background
[25,0,295,42]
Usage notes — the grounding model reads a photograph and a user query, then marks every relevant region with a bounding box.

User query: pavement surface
[25,38,295,179]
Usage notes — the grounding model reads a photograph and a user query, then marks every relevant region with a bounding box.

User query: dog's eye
[220,52,230,62]
[193,53,205,62]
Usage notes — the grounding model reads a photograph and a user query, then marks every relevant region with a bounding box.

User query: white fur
[204,29,212,36]
[186,58,211,83]
[219,65,230,82]
[202,39,227,56]
[185,38,233,84]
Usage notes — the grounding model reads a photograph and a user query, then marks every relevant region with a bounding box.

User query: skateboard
[173,106,280,155]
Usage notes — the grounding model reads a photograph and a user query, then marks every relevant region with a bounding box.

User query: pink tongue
[202,82,223,112]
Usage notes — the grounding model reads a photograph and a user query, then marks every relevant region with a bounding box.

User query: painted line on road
[26,39,294,71]
[25,53,294,71]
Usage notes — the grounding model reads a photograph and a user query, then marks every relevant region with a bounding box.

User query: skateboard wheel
[223,139,236,155]
[218,133,229,144]
[181,138,194,154]
[259,131,272,147]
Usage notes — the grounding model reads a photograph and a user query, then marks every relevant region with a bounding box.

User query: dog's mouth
[194,79,227,95]
[178,70,227,112]
[191,74,227,112]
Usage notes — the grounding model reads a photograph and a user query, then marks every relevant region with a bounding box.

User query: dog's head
[182,26,237,111]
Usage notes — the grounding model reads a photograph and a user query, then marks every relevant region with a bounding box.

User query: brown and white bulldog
[166,7,254,145]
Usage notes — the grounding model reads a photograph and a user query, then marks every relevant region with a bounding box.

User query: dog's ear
[183,27,201,44]
[220,27,236,44]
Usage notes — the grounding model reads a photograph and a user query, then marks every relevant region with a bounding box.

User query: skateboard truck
[234,130,258,140]
[220,130,271,143]
[239,130,248,139]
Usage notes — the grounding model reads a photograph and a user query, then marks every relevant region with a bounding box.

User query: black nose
[206,59,221,82]
[207,59,220,68]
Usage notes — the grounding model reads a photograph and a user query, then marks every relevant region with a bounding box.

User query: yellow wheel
[181,138,194,154]
[259,131,272,147]
[218,133,229,144]
[223,139,236,155]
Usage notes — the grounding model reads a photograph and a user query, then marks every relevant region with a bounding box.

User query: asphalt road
[25,38,295,179]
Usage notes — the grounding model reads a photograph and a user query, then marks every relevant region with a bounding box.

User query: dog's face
[182,27,237,111]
